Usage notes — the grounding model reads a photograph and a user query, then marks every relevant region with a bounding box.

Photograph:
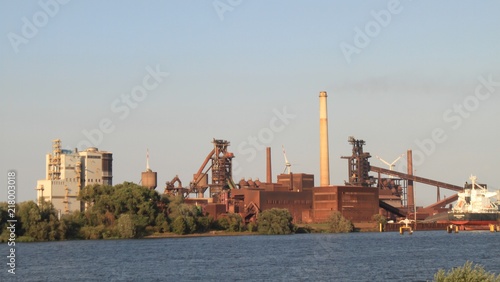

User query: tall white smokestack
[319,91,330,186]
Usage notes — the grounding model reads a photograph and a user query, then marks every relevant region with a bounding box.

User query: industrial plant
[146,91,489,227]
[37,91,500,230]
[36,140,113,214]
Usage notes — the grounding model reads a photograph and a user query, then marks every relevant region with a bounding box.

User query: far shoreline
[144,231,260,239]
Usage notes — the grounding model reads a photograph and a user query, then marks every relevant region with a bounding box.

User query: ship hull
[448,212,500,225]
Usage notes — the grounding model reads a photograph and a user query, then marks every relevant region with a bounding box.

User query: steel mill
[155,91,468,225]
[38,91,486,227]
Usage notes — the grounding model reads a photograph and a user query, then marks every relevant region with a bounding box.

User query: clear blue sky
[1,1,500,207]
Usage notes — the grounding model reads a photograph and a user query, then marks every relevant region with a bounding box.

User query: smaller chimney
[266,147,272,183]
[407,149,414,210]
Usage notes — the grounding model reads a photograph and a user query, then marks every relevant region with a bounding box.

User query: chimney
[266,147,272,183]
[319,91,330,186]
[407,149,414,210]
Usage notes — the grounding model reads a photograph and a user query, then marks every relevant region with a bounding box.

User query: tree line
[0,182,313,241]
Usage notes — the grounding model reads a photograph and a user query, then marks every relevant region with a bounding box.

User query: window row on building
[266,199,311,205]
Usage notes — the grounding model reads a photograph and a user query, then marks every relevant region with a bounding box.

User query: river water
[1,231,499,281]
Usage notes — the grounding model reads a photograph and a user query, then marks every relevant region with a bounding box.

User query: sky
[1,0,500,207]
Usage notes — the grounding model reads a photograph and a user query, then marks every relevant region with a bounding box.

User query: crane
[282,145,291,174]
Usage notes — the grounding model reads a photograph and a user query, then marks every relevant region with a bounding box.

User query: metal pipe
[319,91,330,186]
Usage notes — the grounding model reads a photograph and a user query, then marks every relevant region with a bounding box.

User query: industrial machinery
[341,136,374,187]
[164,175,187,197]
[342,137,464,219]
[164,139,237,202]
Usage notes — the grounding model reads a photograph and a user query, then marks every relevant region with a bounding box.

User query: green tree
[133,215,150,237]
[185,216,197,234]
[78,182,166,238]
[172,216,188,235]
[154,213,169,233]
[0,182,170,242]
[16,201,65,241]
[328,211,354,233]
[0,202,11,242]
[17,201,41,237]
[168,203,197,221]
[257,208,295,235]
[61,211,86,239]
[215,213,243,232]
[228,214,243,232]
[246,222,257,232]
[167,203,200,234]
[80,225,106,240]
[196,216,213,233]
[164,194,183,219]
[215,217,230,230]
[116,214,136,239]
[434,261,500,282]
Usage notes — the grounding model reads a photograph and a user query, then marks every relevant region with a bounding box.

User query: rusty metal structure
[370,165,461,214]
[341,136,374,187]
[191,139,236,199]
[164,175,187,197]
[369,166,463,193]
[341,136,464,219]
[160,136,381,224]
[165,139,236,202]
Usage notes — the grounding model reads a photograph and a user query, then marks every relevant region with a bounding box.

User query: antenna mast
[146,149,151,171]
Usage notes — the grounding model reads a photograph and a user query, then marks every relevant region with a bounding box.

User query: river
[1,231,499,281]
